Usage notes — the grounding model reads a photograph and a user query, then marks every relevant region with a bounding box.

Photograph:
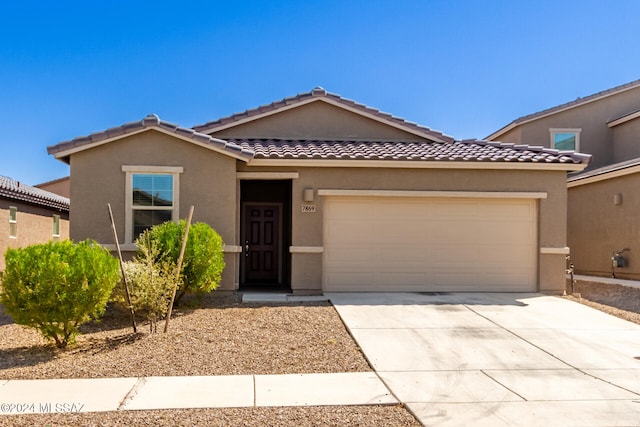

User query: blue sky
[2,0,639,185]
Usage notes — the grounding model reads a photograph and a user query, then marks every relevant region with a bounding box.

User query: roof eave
[196,90,454,144]
[49,125,254,164]
[246,158,588,172]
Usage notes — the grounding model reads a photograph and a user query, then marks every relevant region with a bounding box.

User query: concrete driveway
[328,293,640,427]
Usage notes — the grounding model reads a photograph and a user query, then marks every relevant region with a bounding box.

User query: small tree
[112,234,175,333]
[0,240,119,348]
[138,221,225,303]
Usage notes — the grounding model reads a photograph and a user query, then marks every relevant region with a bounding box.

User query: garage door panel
[323,196,537,292]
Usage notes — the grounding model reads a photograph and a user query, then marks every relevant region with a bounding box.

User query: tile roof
[232,138,591,164]
[0,176,69,211]
[488,79,640,139]
[193,87,455,143]
[47,114,254,163]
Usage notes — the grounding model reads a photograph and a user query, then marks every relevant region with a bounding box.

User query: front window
[550,128,581,151]
[123,166,182,244]
[132,174,174,237]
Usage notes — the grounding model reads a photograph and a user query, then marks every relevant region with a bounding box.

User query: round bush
[137,221,225,299]
[0,240,120,348]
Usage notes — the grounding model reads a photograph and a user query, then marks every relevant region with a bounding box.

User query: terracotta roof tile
[231,138,590,164]
[193,87,455,143]
[0,176,69,211]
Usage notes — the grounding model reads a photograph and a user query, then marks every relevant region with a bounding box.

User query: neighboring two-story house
[47,88,588,294]
[0,176,70,270]
[488,79,640,280]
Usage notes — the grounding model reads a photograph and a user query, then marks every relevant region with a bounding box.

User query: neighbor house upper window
[9,206,17,238]
[122,166,183,244]
[550,128,581,151]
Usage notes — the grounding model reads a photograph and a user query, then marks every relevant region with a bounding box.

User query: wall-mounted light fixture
[613,193,623,205]
[303,188,315,202]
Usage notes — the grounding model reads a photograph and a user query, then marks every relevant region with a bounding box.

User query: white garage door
[323,196,537,292]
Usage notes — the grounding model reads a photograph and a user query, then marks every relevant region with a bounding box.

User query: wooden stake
[164,205,194,333]
[107,203,137,333]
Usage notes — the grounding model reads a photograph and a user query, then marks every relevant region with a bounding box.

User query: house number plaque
[301,205,316,213]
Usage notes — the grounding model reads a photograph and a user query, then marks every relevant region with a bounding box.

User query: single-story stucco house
[47,88,590,294]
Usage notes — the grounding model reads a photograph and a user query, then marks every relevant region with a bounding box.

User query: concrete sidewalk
[328,292,640,427]
[0,372,395,415]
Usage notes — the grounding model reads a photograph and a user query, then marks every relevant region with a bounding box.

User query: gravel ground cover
[0,405,420,427]
[562,280,640,325]
[3,283,637,426]
[0,295,371,379]
[0,294,421,426]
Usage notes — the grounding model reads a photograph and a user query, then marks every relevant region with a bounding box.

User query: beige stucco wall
[239,165,569,293]
[568,173,640,280]
[36,177,70,198]
[0,200,69,271]
[69,129,239,290]
[493,127,522,144]
[492,86,640,169]
[209,101,427,142]
[66,130,571,294]
[612,118,640,163]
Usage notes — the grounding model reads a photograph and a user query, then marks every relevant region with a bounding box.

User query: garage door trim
[322,194,539,292]
[317,189,547,199]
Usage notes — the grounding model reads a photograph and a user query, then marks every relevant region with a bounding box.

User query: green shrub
[112,237,175,332]
[0,240,119,348]
[137,221,225,302]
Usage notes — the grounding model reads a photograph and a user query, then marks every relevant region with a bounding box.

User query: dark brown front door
[242,203,281,284]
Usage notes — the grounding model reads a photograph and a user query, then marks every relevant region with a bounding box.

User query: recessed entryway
[240,180,291,290]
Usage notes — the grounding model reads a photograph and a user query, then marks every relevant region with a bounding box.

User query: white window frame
[122,165,183,244]
[550,128,581,151]
[9,206,17,238]
[52,214,61,238]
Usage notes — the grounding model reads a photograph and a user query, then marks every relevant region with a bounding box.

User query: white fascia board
[317,189,548,199]
[247,158,587,172]
[51,127,150,159]
[486,122,518,140]
[200,97,320,133]
[607,110,640,128]
[568,164,640,187]
[317,97,447,142]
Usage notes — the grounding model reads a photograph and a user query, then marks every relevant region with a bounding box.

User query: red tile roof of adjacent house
[0,175,69,211]
[232,138,591,164]
[488,79,640,140]
[193,87,455,143]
